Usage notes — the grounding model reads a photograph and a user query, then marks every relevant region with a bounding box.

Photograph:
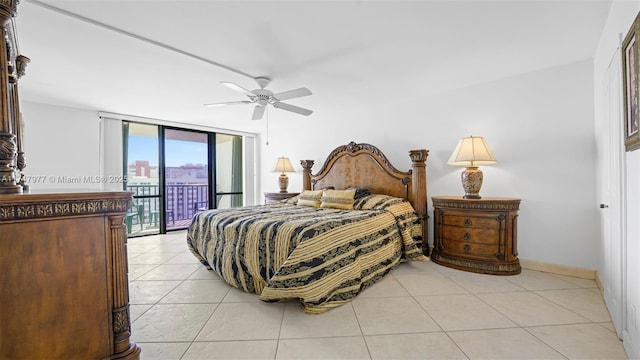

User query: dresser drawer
[440,212,502,229]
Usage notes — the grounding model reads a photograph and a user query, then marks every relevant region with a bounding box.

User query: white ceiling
[15,0,612,134]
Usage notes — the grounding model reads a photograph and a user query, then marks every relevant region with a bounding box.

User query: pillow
[320,189,356,210]
[346,186,371,200]
[283,195,300,204]
[297,190,324,207]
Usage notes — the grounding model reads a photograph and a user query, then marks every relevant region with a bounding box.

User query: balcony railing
[125,184,209,234]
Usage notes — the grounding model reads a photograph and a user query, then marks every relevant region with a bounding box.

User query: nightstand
[431,196,521,275]
[264,192,299,204]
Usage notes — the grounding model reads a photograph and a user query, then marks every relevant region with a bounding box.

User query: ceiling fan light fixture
[252,105,266,120]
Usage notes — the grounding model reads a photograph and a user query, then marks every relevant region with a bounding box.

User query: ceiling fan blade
[272,102,313,116]
[220,81,255,97]
[252,105,266,120]
[203,100,252,107]
[272,87,312,101]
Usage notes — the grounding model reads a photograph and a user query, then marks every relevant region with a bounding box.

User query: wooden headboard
[300,141,429,254]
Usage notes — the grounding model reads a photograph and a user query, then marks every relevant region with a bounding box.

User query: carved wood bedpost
[409,149,429,255]
[300,160,314,191]
[15,55,29,191]
[0,0,21,194]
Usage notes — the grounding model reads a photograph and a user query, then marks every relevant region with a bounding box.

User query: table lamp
[272,156,295,193]
[447,136,497,199]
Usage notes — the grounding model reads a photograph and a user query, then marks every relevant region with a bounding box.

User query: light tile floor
[127,231,629,360]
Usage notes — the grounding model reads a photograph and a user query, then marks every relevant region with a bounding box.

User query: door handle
[599,204,609,208]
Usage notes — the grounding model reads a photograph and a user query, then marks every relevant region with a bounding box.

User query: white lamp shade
[272,157,295,173]
[447,136,497,167]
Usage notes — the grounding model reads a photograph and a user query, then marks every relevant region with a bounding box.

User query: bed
[187,141,430,313]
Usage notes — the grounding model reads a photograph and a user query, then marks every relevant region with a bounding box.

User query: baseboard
[519,258,596,280]
[594,272,604,295]
[623,330,640,360]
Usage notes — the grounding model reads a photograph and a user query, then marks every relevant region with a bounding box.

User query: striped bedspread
[187,194,428,313]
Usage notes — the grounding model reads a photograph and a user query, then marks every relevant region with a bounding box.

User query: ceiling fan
[204,77,313,120]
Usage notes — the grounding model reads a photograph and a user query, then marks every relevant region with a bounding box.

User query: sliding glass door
[123,121,244,236]
[164,129,209,230]
[123,122,161,236]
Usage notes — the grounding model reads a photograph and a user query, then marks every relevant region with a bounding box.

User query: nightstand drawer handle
[464,218,472,226]
[463,232,471,240]
[463,244,471,253]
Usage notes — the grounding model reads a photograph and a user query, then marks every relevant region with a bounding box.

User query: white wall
[594,1,640,358]
[260,59,599,271]
[21,101,102,190]
[21,103,261,204]
[22,58,600,272]
[22,61,600,273]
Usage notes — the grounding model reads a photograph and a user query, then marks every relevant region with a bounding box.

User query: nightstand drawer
[441,225,499,242]
[441,213,501,229]
[440,238,500,258]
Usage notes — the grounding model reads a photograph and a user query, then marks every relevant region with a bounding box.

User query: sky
[128,136,208,168]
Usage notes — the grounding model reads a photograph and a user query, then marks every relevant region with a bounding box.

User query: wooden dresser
[431,196,521,275]
[0,190,141,359]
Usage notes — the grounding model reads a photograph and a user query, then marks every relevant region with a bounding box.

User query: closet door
[597,47,624,338]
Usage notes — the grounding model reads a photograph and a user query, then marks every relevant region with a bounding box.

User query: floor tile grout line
[345,301,373,360]
[532,288,608,322]
[520,325,573,359]
[471,288,595,330]
[179,301,224,360]
[525,289,594,324]
[273,301,289,360]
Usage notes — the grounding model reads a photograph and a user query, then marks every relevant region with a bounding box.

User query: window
[123,122,244,236]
